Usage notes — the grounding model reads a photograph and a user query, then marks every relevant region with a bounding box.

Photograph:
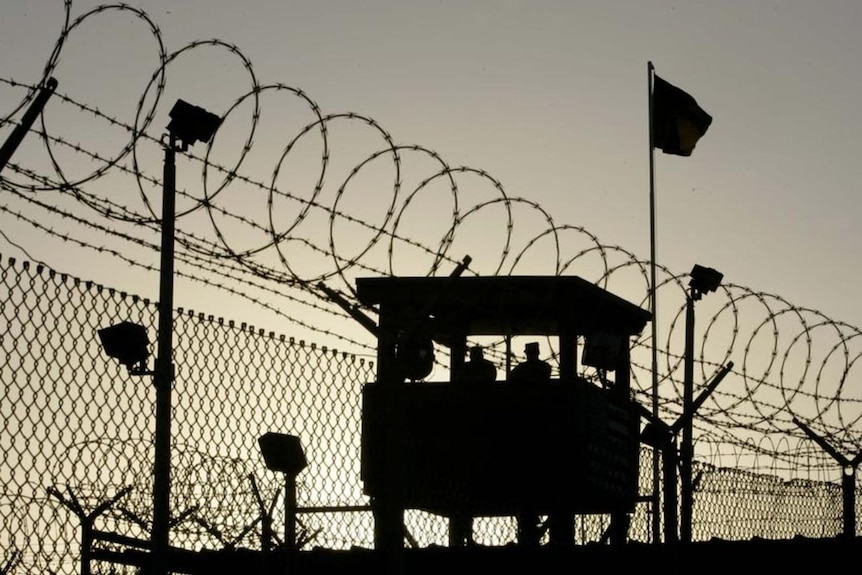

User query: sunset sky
[3,0,862,363]
[7,7,862,569]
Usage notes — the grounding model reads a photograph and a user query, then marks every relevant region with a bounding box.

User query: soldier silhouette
[510,341,551,384]
[458,345,496,384]
[508,341,552,545]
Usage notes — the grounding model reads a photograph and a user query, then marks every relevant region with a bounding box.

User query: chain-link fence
[0,254,856,574]
[0,254,377,573]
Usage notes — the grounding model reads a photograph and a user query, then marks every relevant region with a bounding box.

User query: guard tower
[355,274,651,551]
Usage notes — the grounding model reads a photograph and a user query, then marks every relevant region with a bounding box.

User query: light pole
[259,432,308,572]
[101,100,220,575]
[150,99,221,575]
[680,263,723,543]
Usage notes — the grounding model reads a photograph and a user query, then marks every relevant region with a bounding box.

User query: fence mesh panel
[0,254,857,574]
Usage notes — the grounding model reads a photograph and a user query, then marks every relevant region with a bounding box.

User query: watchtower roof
[355,275,650,338]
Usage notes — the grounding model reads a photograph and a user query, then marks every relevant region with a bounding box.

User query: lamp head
[581,331,622,371]
[258,432,307,476]
[167,99,222,150]
[689,264,723,295]
[98,321,150,370]
[641,422,672,449]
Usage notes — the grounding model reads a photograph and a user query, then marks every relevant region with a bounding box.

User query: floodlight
[689,264,723,295]
[98,321,150,370]
[259,432,307,558]
[166,99,222,150]
[640,422,671,449]
[258,432,307,477]
[581,331,622,371]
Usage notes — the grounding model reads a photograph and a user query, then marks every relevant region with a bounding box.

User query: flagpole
[647,60,660,544]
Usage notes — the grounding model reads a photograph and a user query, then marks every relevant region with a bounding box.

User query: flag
[652,74,712,157]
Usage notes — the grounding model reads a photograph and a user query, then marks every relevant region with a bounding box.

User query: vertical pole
[0,78,57,174]
[285,472,297,553]
[663,439,679,544]
[151,136,177,575]
[370,308,404,574]
[647,60,662,544]
[680,291,695,543]
[608,342,632,545]
[449,331,468,546]
[558,329,576,383]
[285,472,297,573]
[81,520,92,575]
[505,335,512,378]
[842,467,856,537]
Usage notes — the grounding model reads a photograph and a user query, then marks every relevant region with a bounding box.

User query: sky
[3,1,862,446]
